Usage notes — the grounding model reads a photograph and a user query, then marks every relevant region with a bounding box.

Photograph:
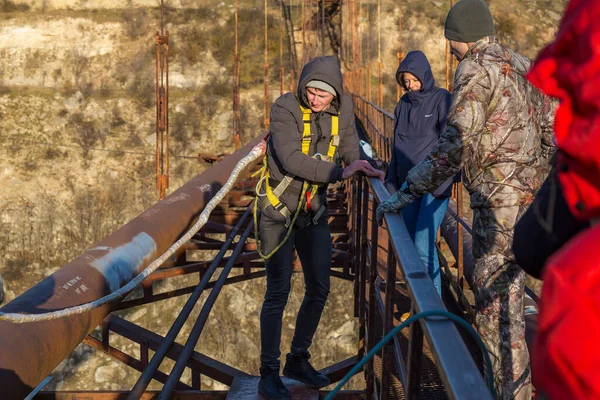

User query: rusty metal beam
[0,136,266,399]
[149,252,261,281]
[37,392,227,399]
[319,392,365,399]
[35,391,365,400]
[107,315,250,386]
[320,356,359,383]
[0,272,4,306]
[330,270,354,281]
[117,270,267,310]
[82,335,191,391]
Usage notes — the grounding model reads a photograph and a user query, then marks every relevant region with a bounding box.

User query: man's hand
[342,160,385,181]
[376,187,418,225]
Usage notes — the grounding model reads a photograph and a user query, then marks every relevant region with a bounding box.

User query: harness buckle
[313,153,331,162]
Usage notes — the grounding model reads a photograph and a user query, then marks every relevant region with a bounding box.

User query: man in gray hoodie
[257,55,383,400]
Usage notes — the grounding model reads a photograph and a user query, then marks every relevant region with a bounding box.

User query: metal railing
[349,94,492,399]
[351,93,469,291]
[348,174,491,400]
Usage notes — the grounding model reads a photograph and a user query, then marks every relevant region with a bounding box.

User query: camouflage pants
[472,206,531,400]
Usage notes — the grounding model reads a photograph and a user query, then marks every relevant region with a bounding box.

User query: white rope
[0,143,265,323]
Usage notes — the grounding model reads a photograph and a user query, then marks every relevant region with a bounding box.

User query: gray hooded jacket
[265,56,360,215]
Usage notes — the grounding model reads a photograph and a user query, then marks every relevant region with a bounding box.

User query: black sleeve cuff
[337,167,345,182]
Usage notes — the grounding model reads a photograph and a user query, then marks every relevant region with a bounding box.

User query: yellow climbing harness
[253,99,340,260]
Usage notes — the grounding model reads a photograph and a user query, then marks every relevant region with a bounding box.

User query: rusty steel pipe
[0,135,266,400]
[0,272,4,306]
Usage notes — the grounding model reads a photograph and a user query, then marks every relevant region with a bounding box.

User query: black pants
[259,212,332,369]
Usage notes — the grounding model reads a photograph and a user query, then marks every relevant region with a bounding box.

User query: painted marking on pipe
[89,246,111,252]
[163,192,190,204]
[91,233,157,292]
[198,183,211,192]
[141,208,161,218]
[61,276,82,290]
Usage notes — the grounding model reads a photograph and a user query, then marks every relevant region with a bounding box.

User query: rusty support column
[321,0,325,53]
[397,14,404,102]
[339,0,344,63]
[155,4,169,200]
[358,180,370,360]
[0,136,266,400]
[353,176,363,316]
[264,0,270,130]
[406,311,424,399]
[381,241,397,400]
[233,0,241,149]
[446,0,454,91]
[357,0,362,70]
[359,66,364,97]
[350,0,356,69]
[366,64,371,102]
[280,35,285,96]
[378,61,383,107]
[377,0,383,107]
[192,371,201,390]
[301,0,306,65]
[366,195,379,396]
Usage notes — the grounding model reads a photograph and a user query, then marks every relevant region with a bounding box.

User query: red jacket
[528,0,600,221]
[527,0,600,398]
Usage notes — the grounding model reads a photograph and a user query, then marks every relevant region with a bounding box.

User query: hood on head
[297,56,343,111]
[396,50,435,92]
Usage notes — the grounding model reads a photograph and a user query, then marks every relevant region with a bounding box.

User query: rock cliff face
[0,0,564,392]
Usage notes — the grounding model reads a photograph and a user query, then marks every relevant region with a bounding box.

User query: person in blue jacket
[386,50,453,296]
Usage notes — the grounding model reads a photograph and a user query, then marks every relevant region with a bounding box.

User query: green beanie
[444,0,494,43]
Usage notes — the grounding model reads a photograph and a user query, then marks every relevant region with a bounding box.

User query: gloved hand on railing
[376,181,418,225]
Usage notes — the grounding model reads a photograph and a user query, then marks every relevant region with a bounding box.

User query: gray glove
[376,184,418,225]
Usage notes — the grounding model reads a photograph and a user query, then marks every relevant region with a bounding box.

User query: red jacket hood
[527,0,600,221]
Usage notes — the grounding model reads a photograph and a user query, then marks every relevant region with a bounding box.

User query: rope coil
[0,143,265,323]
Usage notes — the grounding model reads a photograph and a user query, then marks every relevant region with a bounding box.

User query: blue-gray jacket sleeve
[270,102,343,183]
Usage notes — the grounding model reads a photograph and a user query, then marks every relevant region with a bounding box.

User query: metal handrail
[348,93,492,399]
[367,177,491,400]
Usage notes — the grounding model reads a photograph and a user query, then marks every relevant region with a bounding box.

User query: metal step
[226,377,318,400]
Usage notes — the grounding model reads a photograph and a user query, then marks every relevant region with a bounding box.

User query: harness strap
[300,104,312,155]
[254,97,342,259]
[328,115,340,160]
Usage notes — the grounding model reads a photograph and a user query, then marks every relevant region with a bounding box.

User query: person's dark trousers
[259,212,332,369]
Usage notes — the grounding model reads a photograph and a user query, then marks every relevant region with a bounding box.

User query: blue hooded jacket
[386,50,453,197]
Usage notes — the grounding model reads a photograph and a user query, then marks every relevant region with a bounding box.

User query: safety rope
[324,310,496,399]
[0,143,266,323]
[252,180,308,260]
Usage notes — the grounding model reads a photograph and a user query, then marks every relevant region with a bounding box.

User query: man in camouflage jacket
[377,1,556,398]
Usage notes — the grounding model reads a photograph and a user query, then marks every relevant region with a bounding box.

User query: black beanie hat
[444,0,494,43]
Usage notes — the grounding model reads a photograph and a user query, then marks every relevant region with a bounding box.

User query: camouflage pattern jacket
[405,36,556,210]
